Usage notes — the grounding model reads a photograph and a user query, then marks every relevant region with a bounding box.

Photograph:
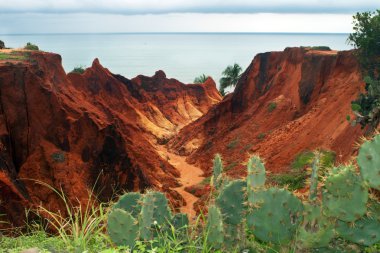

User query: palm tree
[219,63,242,96]
[194,74,209,84]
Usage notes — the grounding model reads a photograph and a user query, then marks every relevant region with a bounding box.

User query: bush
[310,46,332,51]
[24,42,39,51]
[70,66,86,74]
[268,102,277,112]
[0,40,5,49]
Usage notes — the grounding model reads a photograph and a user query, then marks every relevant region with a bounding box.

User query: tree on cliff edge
[349,9,380,130]
[219,63,242,96]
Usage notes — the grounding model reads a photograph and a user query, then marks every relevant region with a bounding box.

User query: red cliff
[169,47,364,177]
[0,50,221,225]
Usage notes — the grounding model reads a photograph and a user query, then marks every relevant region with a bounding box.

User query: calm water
[1,33,352,84]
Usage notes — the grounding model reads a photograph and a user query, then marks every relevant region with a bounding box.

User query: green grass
[271,150,336,191]
[0,52,28,61]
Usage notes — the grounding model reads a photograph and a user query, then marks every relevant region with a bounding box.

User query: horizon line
[0,32,350,36]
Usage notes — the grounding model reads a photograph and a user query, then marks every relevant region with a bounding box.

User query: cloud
[0,0,378,14]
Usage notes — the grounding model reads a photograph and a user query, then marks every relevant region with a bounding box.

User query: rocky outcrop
[170,47,364,176]
[0,50,221,225]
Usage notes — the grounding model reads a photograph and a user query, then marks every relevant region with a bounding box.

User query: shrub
[71,66,86,74]
[257,132,266,140]
[0,40,5,49]
[24,42,39,51]
[310,46,332,51]
[226,137,239,149]
[268,102,277,112]
[193,74,209,84]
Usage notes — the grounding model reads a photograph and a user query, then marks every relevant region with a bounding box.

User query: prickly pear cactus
[357,135,380,190]
[212,154,223,190]
[249,187,304,244]
[206,205,224,249]
[216,180,246,225]
[322,165,368,222]
[309,152,320,202]
[171,213,189,231]
[246,156,266,228]
[107,208,139,248]
[297,204,335,249]
[336,202,380,246]
[139,191,172,240]
[113,192,142,217]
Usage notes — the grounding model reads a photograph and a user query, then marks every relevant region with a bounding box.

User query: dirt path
[156,146,204,218]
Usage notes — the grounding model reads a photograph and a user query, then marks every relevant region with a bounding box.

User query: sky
[0,0,379,34]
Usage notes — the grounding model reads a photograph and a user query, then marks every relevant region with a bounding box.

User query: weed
[268,102,277,112]
[257,133,266,140]
[226,137,239,150]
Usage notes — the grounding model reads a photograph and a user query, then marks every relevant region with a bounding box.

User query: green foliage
[219,63,242,96]
[226,137,239,149]
[291,150,335,170]
[257,132,266,140]
[267,102,277,112]
[24,42,39,50]
[0,51,28,61]
[194,74,209,84]
[348,10,380,129]
[0,40,5,49]
[310,46,332,51]
[71,65,86,74]
[270,170,307,191]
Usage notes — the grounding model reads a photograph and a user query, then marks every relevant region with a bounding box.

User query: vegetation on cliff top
[219,63,242,96]
[349,9,380,130]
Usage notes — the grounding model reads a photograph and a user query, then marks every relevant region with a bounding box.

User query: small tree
[348,10,380,130]
[219,63,242,96]
[24,42,39,51]
[0,40,5,49]
[194,74,209,84]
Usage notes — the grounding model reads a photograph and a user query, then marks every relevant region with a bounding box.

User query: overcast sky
[0,0,379,34]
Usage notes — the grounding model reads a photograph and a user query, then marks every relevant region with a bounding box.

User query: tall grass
[31,181,110,252]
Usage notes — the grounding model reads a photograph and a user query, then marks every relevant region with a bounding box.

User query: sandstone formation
[0,50,220,225]
[170,47,364,177]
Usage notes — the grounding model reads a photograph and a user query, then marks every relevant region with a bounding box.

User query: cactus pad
[113,192,142,217]
[107,208,139,248]
[171,213,189,231]
[206,205,224,249]
[357,135,380,190]
[216,180,246,225]
[249,187,304,244]
[297,204,335,249]
[336,202,380,246]
[212,154,223,189]
[322,165,368,222]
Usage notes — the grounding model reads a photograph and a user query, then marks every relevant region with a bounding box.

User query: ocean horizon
[0,33,353,85]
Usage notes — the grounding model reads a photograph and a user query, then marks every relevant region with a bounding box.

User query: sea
[0,33,352,84]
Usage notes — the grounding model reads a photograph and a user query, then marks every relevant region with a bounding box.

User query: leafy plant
[24,42,39,51]
[226,137,239,149]
[0,40,5,49]
[71,65,86,74]
[194,74,209,84]
[219,63,242,96]
[348,10,380,130]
